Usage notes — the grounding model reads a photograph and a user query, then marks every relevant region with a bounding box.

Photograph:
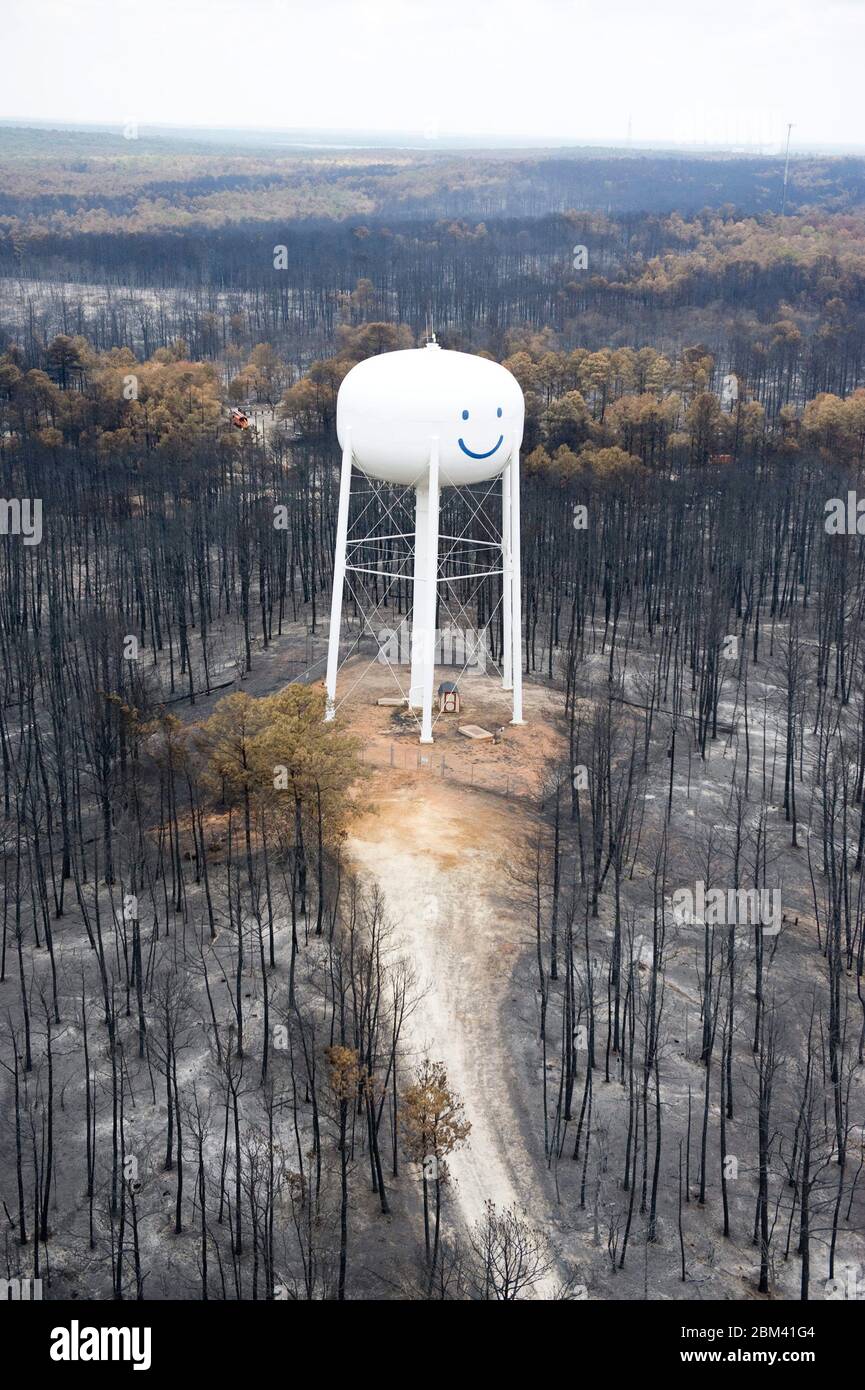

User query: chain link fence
[358,739,534,804]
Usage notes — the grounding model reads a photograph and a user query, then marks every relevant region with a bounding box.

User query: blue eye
[462,409,469,420]
[497,407,502,417]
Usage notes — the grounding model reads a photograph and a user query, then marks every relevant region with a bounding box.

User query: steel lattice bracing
[325,434,524,742]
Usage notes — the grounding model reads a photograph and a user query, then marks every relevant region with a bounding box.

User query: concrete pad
[459,724,493,740]
[377,697,408,706]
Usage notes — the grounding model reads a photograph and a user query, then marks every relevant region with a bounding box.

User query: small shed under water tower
[438,680,460,714]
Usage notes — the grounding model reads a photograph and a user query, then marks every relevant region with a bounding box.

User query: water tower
[324,341,526,743]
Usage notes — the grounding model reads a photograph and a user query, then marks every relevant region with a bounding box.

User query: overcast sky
[4,0,861,149]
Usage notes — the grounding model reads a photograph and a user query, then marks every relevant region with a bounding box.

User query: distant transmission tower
[781,123,794,215]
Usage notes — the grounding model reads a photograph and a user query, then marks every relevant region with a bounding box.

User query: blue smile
[458,434,504,459]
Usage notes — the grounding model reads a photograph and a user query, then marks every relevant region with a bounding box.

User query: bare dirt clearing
[336,655,565,798]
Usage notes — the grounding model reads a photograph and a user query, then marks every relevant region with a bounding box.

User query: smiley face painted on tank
[457,405,504,459]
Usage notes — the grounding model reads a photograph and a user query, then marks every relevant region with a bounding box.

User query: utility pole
[781,122,794,215]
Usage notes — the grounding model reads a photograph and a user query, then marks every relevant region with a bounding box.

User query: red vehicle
[230,407,251,430]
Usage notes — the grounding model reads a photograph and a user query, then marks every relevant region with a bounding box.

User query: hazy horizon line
[2,116,863,159]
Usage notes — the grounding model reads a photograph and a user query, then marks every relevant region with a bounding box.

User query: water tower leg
[408,484,429,710]
[324,432,352,720]
[420,439,440,744]
[510,447,526,725]
[501,462,513,690]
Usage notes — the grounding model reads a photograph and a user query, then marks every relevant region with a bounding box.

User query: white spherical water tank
[326,341,526,743]
[337,342,525,487]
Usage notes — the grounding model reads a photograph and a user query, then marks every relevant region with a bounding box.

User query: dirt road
[349,774,564,1296]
